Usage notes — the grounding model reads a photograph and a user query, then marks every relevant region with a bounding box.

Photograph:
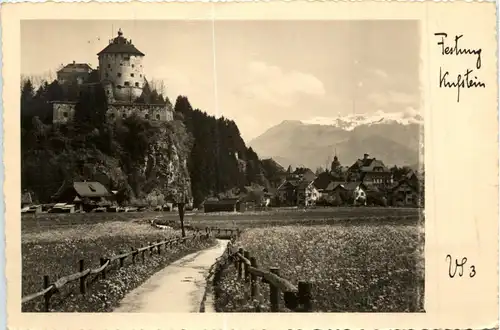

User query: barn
[52,181,113,212]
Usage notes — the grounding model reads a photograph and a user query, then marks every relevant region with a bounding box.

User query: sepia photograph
[19,19,426,313]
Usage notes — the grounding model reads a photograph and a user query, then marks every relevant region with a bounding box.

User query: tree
[74,83,108,130]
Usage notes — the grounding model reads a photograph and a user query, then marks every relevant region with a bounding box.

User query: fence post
[149,242,153,255]
[43,275,50,312]
[243,251,250,282]
[119,251,124,268]
[250,257,258,298]
[298,280,313,312]
[237,248,244,279]
[141,245,145,263]
[100,258,107,279]
[269,267,280,312]
[131,247,136,264]
[157,240,161,255]
[79,259,86,295]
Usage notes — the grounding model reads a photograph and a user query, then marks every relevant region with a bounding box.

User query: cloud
[148,65,216,115]
[236,61,325,107]
[369,68,389,80]
[367,90,418,108]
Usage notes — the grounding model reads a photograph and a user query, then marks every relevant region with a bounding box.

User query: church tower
[97,29,145,103]
[330,148,341,174]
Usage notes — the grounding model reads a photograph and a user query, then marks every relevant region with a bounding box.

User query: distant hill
[249,110,423,170]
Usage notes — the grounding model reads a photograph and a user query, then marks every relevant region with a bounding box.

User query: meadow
[21,207,423,312]
[22,221,216,312]
[22,206,422,232]
[215,223,425,313]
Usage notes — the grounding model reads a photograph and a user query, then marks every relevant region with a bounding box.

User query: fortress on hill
[52,29,174,124]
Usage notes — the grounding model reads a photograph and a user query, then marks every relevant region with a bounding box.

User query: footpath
[113,239,227,313]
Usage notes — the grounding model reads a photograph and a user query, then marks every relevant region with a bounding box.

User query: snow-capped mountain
[300,109,423,131]
[249,110,423,171]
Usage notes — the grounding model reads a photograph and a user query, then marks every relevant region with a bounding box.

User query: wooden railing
[22,227,240,312]
[215,240,313,312]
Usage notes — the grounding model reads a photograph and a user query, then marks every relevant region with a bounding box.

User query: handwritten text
[435,33,486,102]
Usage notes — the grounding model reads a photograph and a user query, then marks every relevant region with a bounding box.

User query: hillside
[249,111,423,169]
[21,78,276,207]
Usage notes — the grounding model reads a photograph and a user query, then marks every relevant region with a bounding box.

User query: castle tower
[97,28,145,103]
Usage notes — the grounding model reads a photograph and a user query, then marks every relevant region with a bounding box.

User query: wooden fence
[22,227,240,312]
[214,240,313,312]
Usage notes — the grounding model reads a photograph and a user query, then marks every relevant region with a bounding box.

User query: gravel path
[113,239,227,313]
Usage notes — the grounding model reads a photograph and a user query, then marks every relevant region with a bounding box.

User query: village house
[296,180,320,206]
[276,180,299,206]
[347,153,393,186]
[287,167,316,182]
[202,197,253,213]
[390,170,423,206]
[52,181,113,212]
[313,172,334,197]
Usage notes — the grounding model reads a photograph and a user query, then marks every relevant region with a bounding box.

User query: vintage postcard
[2,1,498,329]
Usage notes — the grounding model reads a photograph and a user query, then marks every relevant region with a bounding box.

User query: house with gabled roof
[287,167,316,182]
[277,180,300,206]
[296,180,320,207]
[347,153,393,186]
[390,172,423,206]
[52,181,113,212]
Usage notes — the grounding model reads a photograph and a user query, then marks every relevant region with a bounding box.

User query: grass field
[22,207,422,232]
[215,223,425,313]
[22,221,216,312]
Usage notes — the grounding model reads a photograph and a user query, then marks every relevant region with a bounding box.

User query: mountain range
[248,110,424,171]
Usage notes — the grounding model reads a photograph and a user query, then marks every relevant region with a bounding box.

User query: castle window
[107,90,110,95]
[124,56,130,61]
[107,64,111,68]
[117,72,122,77]
[131,73,134,77]
[105,73,109,78]
[117,85,122,89]
[109,113,115,119]
[140,74,142,77]
[145,114,150,119]
[135,82,140,87]
[156,114,160,120]
[124,81,130,86]
[63,112,68,118]
[131,64,135,68]
[122,113,126,119]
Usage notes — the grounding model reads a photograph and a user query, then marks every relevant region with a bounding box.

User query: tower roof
[97,28,145,57]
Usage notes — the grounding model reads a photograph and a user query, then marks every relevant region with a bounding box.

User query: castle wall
[98,53,145,102]
[107,104,174,121]
[51,102,174,124]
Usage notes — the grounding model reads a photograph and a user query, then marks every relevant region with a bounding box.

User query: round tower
[97,29,145,102]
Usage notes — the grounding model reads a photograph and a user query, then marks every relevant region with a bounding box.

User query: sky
[21,20,420,141]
